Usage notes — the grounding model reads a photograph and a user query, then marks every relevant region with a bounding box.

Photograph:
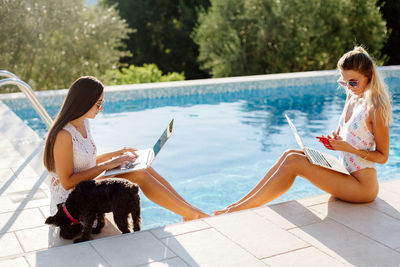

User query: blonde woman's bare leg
[220,149,302,212]
[119,169,209,220]
[216,152,378,214]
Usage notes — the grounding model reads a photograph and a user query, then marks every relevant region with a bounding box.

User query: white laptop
[285,114,349,175]
[104,119,174,177]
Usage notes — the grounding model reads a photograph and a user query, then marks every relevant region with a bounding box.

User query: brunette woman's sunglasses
[96,99,105,109]
[337,79,358,88]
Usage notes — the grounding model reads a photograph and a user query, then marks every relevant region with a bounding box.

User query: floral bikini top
[338,98,376,173]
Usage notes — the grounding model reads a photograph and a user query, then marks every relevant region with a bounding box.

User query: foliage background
[103,64,185,85]
[1,0,399,92]
[0,0,131,91]
[193,0,387,77]
[100,0,210,80]
[378,0,400,65]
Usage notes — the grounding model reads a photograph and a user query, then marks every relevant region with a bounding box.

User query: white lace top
[49,119,97,215]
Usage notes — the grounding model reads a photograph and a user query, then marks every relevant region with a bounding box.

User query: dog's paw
[73,237,88,243]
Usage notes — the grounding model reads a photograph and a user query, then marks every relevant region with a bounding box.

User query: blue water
[3,76,400,230]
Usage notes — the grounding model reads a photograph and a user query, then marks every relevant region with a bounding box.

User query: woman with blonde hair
[44,76,209,221]
[215,46,392,214]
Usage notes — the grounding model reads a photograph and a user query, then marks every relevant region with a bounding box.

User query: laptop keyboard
[305,148,332,168]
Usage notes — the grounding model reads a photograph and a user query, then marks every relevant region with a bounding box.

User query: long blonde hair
[337,46,392,126]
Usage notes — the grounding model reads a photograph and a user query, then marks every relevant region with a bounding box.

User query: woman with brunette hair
[44,76,209,220]
[215,46,392,215]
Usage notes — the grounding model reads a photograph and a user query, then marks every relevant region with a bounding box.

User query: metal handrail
[0,70,18,79]
[0,71,53,129]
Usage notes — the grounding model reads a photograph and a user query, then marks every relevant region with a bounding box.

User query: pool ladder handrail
[0,70,53,129]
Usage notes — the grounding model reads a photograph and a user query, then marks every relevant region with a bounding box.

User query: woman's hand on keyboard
[102,154,137,170]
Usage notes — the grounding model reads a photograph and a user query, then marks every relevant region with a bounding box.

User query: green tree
[100,0,210,80]
[0,0,131,91]
[194,0,387,77]
[102,64,185,85]
[378,0,400,65]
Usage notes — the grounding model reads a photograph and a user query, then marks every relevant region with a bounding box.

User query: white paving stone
[150,219,211,239]
[0,115,40,144]
[36,219,121,250]
[0,138,14,149]
[0,256,29,267]
[91,231,175,267]
[310,200,400,249]
[0,196,16,214]
[0,157,24,169]
[3,176,43,193]
[296,194,337,207]
[161,228,265,267]
[205,210,308,259]
[367,188,400,220]
[11,164,44,179]
[0,208,45,234]
[0,168,14,182]
[10,141,43,162]
[254,200,325,230]
[39,206,51,218]
[25,242,109,267]
[0,195,47,215]
[1,148,22,158]
[262,246,346,267]
[137,257,189,267]
[13,197,49,212]
[290,218,400,266]
[7,188,48,203]
[15,225,52,252]
[380,179,400,194]
[0,232,24,258]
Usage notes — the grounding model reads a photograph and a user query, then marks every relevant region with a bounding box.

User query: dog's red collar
[62,203,80,225]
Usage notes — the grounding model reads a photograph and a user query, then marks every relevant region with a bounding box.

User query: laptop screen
[153,119,174,156]
[285,114,305,149]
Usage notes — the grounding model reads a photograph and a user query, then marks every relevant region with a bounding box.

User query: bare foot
[213,208,230,216]
[225,202,239,209]
[183,211,210,222]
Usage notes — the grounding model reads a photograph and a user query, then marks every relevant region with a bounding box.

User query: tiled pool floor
[1,100,400,266]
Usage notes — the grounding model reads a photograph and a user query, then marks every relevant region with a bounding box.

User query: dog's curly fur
[45,178,141,243]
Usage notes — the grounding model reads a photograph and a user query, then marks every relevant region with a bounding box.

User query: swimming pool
[2,68,399,229]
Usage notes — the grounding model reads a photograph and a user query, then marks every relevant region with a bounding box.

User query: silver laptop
[104,119,174,177]
[285,114,349,175]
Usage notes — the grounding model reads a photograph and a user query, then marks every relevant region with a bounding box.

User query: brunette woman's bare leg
[146,166,192,207]
[119,169,209,220]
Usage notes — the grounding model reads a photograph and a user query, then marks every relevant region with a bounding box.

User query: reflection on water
[3,77,399,230]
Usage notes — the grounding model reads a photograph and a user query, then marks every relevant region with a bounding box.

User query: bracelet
[363,150,369,160]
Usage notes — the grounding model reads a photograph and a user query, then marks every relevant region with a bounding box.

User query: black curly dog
[45,178,141,243]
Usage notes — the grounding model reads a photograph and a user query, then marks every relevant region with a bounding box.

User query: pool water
[3,74,400,230]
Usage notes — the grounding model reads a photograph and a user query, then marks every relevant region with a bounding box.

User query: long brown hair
[43,76,104,172]
[337,46,392,126]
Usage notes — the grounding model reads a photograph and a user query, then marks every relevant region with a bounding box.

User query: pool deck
[1,78,400,266]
